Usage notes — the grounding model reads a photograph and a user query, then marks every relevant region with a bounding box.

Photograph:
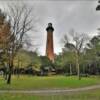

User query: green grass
[0,89,100,100]
[0,75,100,90]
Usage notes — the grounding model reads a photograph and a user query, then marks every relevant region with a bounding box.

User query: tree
[14,49,32,68]
[85,34,100,74]
[62,50,76,75]
[30,52,42,71]
[0,9,11,79]
[63,29,88,80]
[54,54,64,69]
[13,49,41,76]
[6,4,35,84]
[40,56,53,75]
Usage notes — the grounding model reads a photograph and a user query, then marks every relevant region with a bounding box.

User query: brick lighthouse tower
[46,23,54,62]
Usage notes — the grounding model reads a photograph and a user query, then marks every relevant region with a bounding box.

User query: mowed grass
[0,89,100,100]
[0,75,100,90]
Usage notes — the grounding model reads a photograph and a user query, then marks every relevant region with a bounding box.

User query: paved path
[0,85,100,94]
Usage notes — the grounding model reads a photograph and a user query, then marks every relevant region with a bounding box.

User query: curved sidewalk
[0,85,100,94]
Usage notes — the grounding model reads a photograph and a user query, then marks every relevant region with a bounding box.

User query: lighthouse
[46,23,54,62]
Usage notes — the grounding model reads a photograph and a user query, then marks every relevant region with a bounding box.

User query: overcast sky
[0,0,100,55]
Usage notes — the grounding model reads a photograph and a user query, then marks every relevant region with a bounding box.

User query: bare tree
[6,4,35,84]
[63,29,88,80]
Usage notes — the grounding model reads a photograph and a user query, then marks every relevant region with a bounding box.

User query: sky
[0,0,100,55]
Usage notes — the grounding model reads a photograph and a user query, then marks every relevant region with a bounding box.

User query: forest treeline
[0,4,100,84]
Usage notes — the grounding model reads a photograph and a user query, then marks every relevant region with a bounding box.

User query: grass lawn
[0,89,100,100]
[0,75,100,90]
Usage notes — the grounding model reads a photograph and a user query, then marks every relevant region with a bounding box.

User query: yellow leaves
[0,23,10,41]
[0,12,11,47]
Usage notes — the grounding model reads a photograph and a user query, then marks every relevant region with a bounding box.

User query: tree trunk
[17,57,20,78]
[70,63,72,76]
[76,52,81,80]
[4,72,7,80]
[7,68,12,84]
[77,62,81,80]
[7,55,13,84]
